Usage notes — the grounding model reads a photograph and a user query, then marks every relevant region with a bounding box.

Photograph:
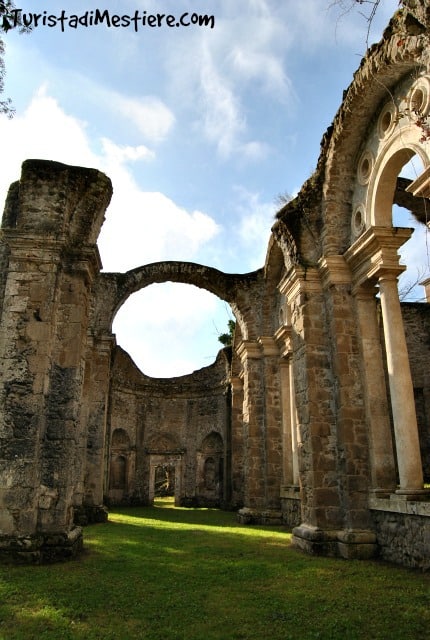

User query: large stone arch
[91,261,264,342]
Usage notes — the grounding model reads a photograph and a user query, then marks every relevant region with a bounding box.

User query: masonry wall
[402,303,430,483]
[106,346,235,508]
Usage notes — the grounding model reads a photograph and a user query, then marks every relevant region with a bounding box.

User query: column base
[237,507,283,525]
[292,524,378,559]
[74,504,109,526]
[0,526,83,564]
[394,489,430,501]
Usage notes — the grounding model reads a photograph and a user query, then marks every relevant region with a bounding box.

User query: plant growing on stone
[218,319,236,347]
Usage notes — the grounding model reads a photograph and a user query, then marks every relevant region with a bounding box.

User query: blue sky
[1,0,427,377]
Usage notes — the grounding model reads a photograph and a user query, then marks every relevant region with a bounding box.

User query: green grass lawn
[0,499,429,640]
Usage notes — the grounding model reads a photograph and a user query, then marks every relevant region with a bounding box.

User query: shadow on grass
[109,499,285,534]
[0,503,429,640]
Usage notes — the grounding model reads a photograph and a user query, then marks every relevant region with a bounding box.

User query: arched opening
[366,147,430,492]
[393,156,430,301]
[112,282,235,378]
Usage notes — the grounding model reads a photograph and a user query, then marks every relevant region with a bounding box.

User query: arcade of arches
[1,2,430,568]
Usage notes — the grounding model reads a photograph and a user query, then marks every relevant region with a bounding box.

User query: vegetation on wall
[218,319,236,347]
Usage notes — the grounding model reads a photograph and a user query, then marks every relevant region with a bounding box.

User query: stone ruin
[1,1,430,568]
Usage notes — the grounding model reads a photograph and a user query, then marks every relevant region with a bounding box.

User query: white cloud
[112,283,230,377]
[112,93,175,143]
[0,87,220,274]
[101,138,154,163]
[234,187,276,270]
[0,88,225,376]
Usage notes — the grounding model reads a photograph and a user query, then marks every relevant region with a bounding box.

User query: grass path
[0,499,429,639]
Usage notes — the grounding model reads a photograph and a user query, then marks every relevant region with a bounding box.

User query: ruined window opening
[112,282,235,378]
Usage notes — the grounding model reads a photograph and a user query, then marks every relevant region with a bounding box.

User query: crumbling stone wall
[106,346,233,508]
[0,160,112,563]
[402,303,430,482]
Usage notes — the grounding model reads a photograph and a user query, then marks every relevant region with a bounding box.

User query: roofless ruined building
[1,1,430,568]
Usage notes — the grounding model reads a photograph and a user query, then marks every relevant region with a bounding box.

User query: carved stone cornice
[278,266,321,304]
[257,336,279,357]
[236,340,262,362]
[344,226,412,291]
[274,325,292,357]
[318,255,352,289]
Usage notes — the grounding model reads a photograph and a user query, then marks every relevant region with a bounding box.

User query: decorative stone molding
[318,255,352,289]
[274,325,292,357]
[377,102,398,139]
[236,340,262,362]
[279,266,321,304]
[357,149,374,185]
[257,336,279,357]
[344,226,412,290]
[405,164,430,198]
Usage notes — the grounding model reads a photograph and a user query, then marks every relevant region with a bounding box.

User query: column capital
[344,226,412,290]
[420,277,430,303]
[257,336,279,357]
[230,375,243,392]
[237,340,262,362]
[274,324,292,357]
[279,266,321,304]
[318,255,352,288]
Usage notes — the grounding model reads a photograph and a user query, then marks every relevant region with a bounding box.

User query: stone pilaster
[236,340,266,520]
[79,333,115,524]
[258,336,282,511]
[230,375,245,508]
[281,267,343,553]
[354,286,397,495]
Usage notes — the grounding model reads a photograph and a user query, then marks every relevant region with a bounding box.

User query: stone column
[236,340,266,522]
[258,337,282,513]
[274,326,300,487]
[354,286,396,495]
[279,359,294,485]
[230,375,244,508]
[81,333,115,522]
[378,272,424,493]
[345,226,426,496]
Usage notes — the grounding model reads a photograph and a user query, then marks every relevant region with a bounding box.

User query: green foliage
[0,504,429,639]
[218,319,235,347]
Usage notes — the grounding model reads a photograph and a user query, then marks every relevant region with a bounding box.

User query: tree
[0,0,30,117]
